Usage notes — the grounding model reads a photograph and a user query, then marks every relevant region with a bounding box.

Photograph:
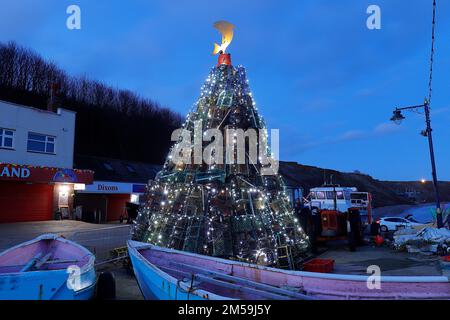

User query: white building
[0,100,75,168]
[0,100,93,223]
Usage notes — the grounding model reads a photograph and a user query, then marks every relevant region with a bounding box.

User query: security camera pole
[390,99,443,228]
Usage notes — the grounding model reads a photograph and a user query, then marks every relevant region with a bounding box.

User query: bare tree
[0,41,182,164]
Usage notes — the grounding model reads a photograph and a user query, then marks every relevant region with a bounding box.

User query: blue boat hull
[128,241,207,300]
[0,234,97,300]
[0,266,96,300]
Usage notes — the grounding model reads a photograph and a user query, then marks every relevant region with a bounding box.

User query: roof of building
[74,154,161,184]
[0,99,75,116]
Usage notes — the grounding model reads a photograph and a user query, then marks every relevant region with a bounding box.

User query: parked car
[378,217,423,232]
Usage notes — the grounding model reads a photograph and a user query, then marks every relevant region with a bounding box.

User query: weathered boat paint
[128,240,450,300]
[0,234,96,300]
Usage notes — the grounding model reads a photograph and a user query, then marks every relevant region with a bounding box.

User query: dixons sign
[79,181,146,194]
[0,163,93,184]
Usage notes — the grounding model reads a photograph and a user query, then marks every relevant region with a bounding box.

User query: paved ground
[0,220,126,251]
[97,262,144,300]
[317,241,442,276]
[311,202,448,277]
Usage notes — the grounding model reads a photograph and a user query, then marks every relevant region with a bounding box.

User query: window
[316,191,326,200]
[336,191,345,199]
[310,192,316,200]
[326,191,336,199]
[0,128,14,149]
[385,218,405,223]
[27,132,55,154]
[351,193,368,200]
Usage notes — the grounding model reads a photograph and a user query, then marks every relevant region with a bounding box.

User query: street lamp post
[390,99,443,228]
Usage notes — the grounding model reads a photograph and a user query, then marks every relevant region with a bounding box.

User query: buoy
[374,235,384,247]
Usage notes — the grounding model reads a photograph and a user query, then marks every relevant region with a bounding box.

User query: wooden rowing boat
[127,240,450,300]
[0,234,96,300]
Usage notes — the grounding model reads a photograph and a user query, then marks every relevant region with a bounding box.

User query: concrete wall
[0,100,75,168]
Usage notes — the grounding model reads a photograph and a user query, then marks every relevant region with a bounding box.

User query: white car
[378,217,423,232]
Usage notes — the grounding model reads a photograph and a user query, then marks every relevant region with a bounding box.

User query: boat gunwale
[127,240,232,300]
[0,234,95,276]
[128,241,450,284]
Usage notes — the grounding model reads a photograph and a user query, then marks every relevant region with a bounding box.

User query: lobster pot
[260,212,272,227]
[168,218,189,249]
[263,176,279,191]
[232,215,255,233]
[210,195,233,217]
[269,199,286,213]
[174,161,185,171]
[207,163,225,171]
[253,197,266,211]
[176,172,188,184]
[223,125,242,162]
[234,199,250,215]
[211,218,233,257]
[132,55,311,268]
[183,203,199,217]
[184,172,195,184]
[206,106,226,128]
[183,240,200,253]
[171,193,187,213]
[212,238,233,257]
[197,97,211,118]
[216,89,234,108]
[182,190,202,215]
[228,164,248,175]
[159,172,184,184]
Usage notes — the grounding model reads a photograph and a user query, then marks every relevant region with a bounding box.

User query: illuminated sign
[0,164,93,184]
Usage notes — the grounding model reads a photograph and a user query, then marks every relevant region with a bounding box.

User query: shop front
[0,163,94,223]
[74,180,146,223]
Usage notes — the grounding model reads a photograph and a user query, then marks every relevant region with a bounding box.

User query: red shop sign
[0,163,93,184]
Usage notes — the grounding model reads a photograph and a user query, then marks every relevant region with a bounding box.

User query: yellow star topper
[212,21,235,55]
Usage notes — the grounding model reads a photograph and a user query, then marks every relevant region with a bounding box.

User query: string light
[131,58,310,268]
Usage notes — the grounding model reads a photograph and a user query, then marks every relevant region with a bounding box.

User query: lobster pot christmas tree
[133,24,309,269]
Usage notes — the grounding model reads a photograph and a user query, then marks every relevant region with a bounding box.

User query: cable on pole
[427,0,437,106]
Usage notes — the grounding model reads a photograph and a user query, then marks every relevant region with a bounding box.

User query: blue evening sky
[1,0,449,181]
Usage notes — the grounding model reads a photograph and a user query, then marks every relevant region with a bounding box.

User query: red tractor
[292,185,372,252]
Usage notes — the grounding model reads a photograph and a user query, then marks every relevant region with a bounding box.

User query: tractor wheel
[370,221,381,236]
[301,208,318,254]
[347,209,361,251]
[347,230,356,252]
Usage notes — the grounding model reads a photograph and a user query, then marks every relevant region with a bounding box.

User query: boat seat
[20,253,44,272]
[167,261,313,300]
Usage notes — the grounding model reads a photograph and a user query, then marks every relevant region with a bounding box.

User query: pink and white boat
[128,240,450,300]
[0,234,96,300]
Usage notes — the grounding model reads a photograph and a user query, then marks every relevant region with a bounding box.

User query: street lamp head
[390,109,405,125]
